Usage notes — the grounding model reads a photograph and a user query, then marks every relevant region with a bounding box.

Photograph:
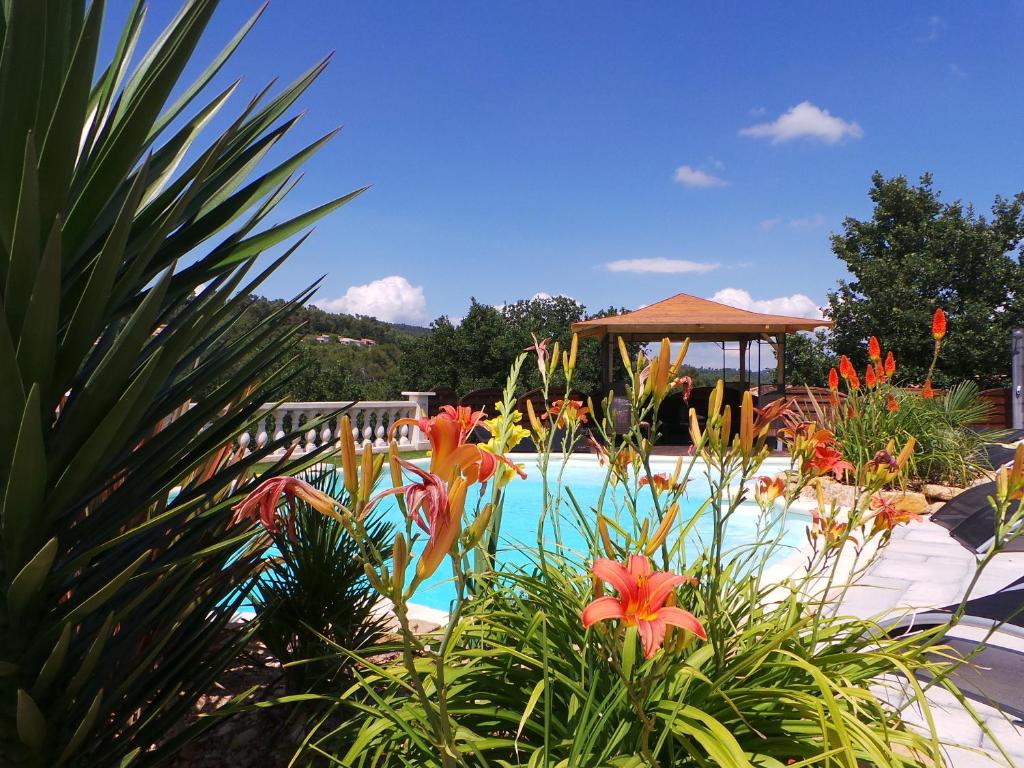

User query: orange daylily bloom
[231,476,341,539]
[639,473,685,495]
[525,334,552,376]
[808,509,856,548]
[827,367,839,391]
[582,555,705,659]
[368,459,469,583]
[545,398,590,427]
[932,308,947,342]
[867,336,881,361]
[884,351,896,378]
[806,442,854,481]
[868,495,925,534]
[755,474,787,505]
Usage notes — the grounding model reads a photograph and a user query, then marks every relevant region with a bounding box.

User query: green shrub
[0,1,358,764]
[265,343,1019,766]
[832,381,994,485]
[252,466,394,694]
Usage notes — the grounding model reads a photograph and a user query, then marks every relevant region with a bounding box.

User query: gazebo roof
[572,292,831,341]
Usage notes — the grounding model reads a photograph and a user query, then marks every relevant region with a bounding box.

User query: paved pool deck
[837,519,1024,767]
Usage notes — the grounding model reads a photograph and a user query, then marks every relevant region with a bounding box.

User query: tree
[827,172,1024,387]
[398,297,633,395]
[784,331,835,387]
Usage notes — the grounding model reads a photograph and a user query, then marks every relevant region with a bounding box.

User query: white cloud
[739,101,863,144]
[605,258,720,274]
[710,288,823,318]
[759,217,782,231]
[788,213,826,229]
[673,165,727,188]
[314,275,427,324]
[922,15,946,41]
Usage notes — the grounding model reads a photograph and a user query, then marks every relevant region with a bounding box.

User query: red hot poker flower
[827,367,839,391]
[838,355,855,380]
[886,394,900,412]
[884,351,896,378]
[867,336,881,361]
[932,308,947,341]
[582,555,705,659]
[922,379,935,399]
[864,365,877,388]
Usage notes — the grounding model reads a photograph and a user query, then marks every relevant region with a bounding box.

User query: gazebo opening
[571,292,832,445]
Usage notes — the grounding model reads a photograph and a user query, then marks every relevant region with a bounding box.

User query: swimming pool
[379,454,807,611]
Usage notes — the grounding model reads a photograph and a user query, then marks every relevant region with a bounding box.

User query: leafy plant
[251,465,394,694]
[253,338,1016,766]
[0,1,360,765]
[806,316,996,485]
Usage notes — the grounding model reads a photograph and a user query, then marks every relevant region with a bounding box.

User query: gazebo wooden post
[775,333,786,394]
[738,338,747,390]
[600,333,615,394]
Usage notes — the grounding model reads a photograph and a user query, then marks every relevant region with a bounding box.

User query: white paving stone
[834,519,1024,767]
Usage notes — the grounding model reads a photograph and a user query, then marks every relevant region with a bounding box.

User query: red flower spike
[867,336,881,361]
[864,366,877,388]
[884,351,896,378]
[886,394,900,412]
[922,379,935,399]
[838,355,855,380]
[932,308,947,341]
[827,367,839,391]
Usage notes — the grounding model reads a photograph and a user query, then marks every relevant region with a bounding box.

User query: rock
[922,483,964,502]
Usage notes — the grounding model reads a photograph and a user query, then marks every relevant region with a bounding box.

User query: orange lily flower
[582,555,705,659]
[867,336,881,361]
[932,308,947,341]
[231,476,341,539]
[868,495,924,534]
[806,442,854,480]
[755,474,786,505]
[639,472,685,495]
[369,459,468,583]
[808,509,856,547]
[545,398,590,428]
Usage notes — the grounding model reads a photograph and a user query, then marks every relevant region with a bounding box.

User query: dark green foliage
[251,466,394,694]
[0,1,358,765]
[784,331,835,387]
[827,172,1024,388]
[398,296,631,395]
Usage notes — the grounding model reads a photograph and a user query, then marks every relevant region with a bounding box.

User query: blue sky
[113,1,1024,331]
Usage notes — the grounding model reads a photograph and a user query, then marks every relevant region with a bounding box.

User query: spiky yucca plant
[0,1,362,765]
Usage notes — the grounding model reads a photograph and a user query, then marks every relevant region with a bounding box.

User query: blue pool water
[378,456,806,611]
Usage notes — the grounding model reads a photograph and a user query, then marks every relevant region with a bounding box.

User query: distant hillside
[236,295,429,343]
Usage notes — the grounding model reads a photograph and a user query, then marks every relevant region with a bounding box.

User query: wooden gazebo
[571,292,832,393]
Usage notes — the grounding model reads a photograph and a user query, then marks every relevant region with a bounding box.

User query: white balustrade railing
[236,392,433,459]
